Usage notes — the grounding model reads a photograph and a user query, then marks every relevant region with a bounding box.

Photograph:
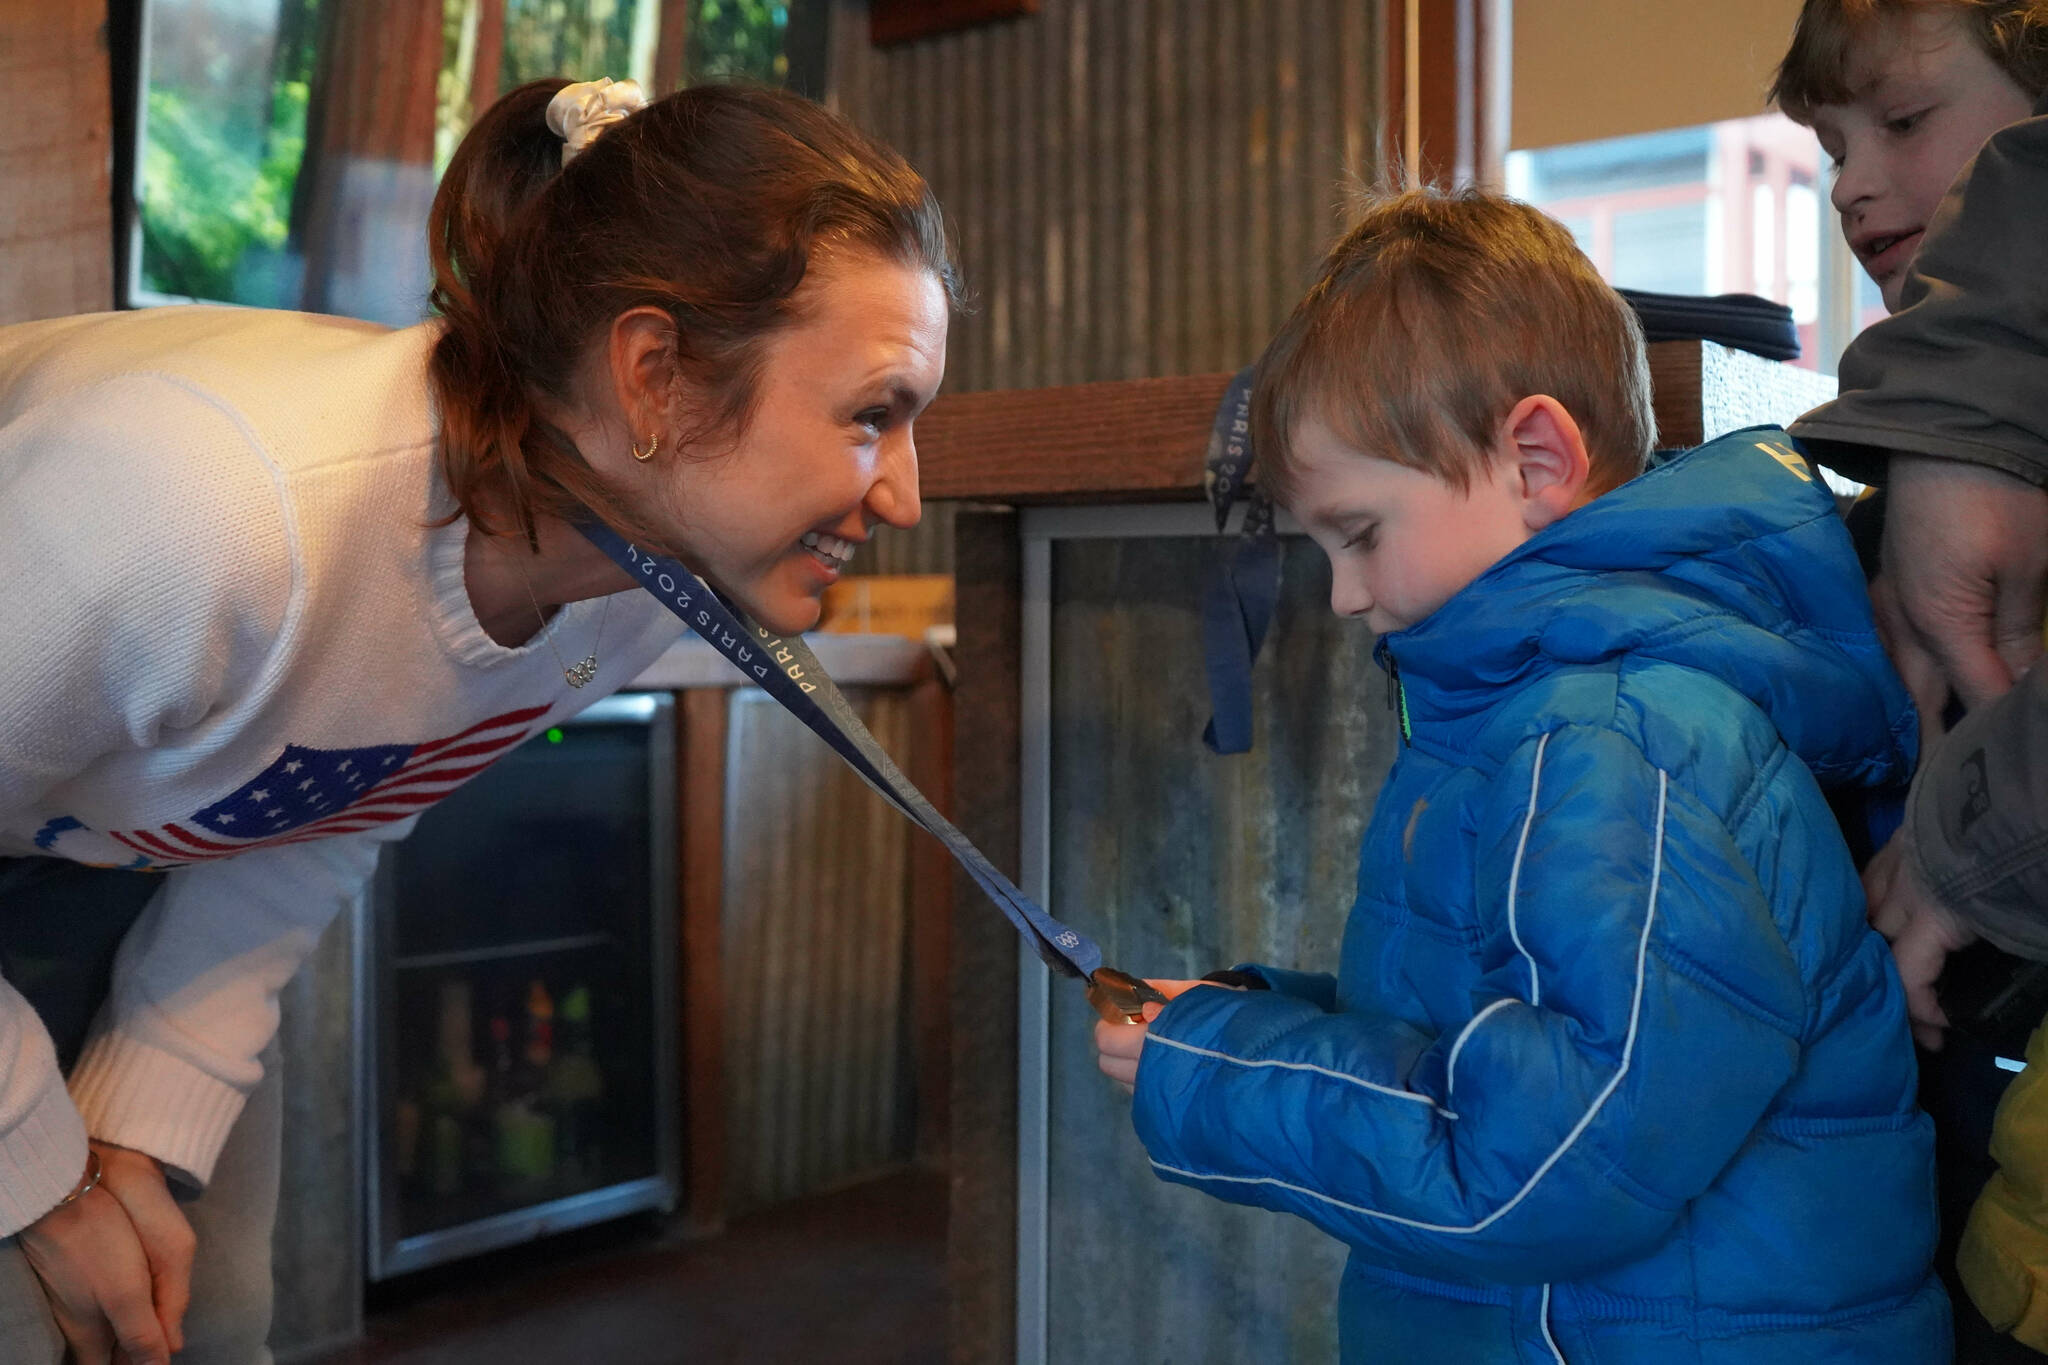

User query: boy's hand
[1864,827,1976,1051]
[1092,978,1212,1093]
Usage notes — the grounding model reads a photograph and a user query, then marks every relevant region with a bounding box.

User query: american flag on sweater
[110,705,550,866]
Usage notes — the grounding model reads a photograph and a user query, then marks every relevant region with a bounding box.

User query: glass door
[366,693,678,1278]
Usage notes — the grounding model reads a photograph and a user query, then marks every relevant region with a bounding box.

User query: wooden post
[292,0,441,316]
[1382,0,1495,189]
[0,0,113,322]
[677,687,730,1234]
[948,510,1023,1365]
[653,0,690,93]
[468,0,506,123]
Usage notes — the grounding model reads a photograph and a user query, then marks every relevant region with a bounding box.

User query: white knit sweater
[0,307,681,1233]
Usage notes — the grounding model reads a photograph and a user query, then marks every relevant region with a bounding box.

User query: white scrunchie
[546,77,648,165]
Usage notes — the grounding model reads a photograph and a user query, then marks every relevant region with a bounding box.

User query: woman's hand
[16,1142,192,1365]
[1093,978,1212,1093]
[1875,456,2048,738]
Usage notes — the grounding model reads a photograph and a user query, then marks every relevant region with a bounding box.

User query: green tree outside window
[139,0,795,313]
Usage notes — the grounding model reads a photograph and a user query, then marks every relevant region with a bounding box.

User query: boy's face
[1286,416,1536,636]
[1808,8,2034,313]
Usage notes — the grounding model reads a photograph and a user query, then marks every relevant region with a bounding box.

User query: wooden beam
[913,342,1828,506]
[947,511,1022,1365]
[677,687,731,1234]
[917,373,1233,505]
[653,0,689,93]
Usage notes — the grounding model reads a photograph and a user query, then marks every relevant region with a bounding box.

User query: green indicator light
[545,727,565,744]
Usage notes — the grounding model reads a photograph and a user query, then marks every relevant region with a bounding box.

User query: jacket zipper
[1385,650,1412,746]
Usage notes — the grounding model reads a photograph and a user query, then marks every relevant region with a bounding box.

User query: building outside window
[1507,111,1885,375]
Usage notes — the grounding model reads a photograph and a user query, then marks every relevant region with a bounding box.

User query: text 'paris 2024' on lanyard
[577,518,1167,1025]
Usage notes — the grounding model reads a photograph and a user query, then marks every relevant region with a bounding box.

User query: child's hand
[1093,978,1209,1094]
[1864,825,1975,1050]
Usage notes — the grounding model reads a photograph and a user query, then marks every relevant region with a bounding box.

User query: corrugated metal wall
[1045,535,1382,1362]
[825,0,1388,573]
[720,686,918,1215]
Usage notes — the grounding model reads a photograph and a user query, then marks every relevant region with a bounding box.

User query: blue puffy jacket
[1131,428,1949,1363]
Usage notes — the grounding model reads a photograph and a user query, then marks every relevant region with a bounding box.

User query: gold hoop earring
[631,433,660,462]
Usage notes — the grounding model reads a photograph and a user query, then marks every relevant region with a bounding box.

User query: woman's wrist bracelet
[52,1148,103,1208]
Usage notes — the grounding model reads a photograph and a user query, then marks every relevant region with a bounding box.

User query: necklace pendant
[565,654,599,688]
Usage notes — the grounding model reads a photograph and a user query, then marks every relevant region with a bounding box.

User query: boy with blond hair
[1095,186,1946,1362]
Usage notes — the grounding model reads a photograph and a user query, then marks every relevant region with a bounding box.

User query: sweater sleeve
[1905,664,2048,959]
[0,376,301,1221]
[66,826,411,1186]
[1789,99,2048,486]
[1129,725,1805,1283]
[0,977,92,1235]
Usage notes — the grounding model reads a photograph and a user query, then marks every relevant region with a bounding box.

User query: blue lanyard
[1199,365,1282,755]
[578,519,1105,983]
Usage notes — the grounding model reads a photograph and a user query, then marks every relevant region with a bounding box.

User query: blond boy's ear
[1497,394,1593,531]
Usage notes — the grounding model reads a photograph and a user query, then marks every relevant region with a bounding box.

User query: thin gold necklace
[514,559,611,688]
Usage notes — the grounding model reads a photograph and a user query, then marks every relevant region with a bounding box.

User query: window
[132,0,319,311]
[435,0,671,173]
[1506,112,1867,373]
[130,0,804,322]
[687,0,792,85]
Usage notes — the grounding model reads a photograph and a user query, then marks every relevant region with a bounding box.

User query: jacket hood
[1378,427,1916,788]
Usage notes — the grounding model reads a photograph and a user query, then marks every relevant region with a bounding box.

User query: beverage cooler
[362,693,680,1279]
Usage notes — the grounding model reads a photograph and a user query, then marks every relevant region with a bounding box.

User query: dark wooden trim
[871,0,1038,48]
[1383,0,1485,188]
[677,687,730,1234]
[947,511,1023,1365]
[1648,344,1708,451]
[916,342,1773,506]
[1649,339,1839,451]
[907,674,957,1168]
